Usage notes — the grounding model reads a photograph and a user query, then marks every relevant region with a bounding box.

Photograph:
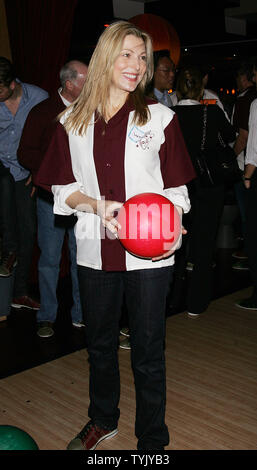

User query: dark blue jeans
[0,162,18,254]
[13,178,37,297]
[77,265,173,450]
[0,163,36,296]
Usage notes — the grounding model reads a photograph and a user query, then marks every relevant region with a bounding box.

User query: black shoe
[232,260,249,271]
[0,252,17,277]
[37,321,54,338]
[235,298,257,310]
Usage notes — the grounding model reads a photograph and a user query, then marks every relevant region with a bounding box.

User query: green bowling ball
[0,425,39,450]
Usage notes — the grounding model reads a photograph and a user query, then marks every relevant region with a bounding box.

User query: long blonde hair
[61,21,154,135]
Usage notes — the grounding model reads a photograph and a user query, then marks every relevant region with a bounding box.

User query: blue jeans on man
[36,193,82,324]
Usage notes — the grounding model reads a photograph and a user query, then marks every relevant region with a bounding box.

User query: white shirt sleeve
[163,185,191,251]
[245,99,257,167]
[163,185,191,214]
[52,182,82,216]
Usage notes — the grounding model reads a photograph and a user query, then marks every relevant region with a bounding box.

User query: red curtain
[4,0,78,280]
[4,0,78,93]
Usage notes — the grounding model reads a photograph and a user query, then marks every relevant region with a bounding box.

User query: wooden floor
[0,286,256,451]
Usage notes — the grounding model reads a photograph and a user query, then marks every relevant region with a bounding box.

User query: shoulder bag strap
[201,105,207,151]
[217,132,226,148]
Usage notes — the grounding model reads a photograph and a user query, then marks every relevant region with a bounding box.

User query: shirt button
[106,163,111,167]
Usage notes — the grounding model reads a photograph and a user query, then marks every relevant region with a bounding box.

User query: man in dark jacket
[18,60,88,338]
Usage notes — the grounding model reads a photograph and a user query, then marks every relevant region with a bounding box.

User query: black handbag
[195,106,242,188]
[216,133,242,185]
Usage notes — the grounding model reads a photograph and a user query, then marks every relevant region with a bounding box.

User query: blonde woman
[35,21,195,451]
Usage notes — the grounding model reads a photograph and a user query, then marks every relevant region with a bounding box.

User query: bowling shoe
[72,320,85,328]
[119,327,130,337]
[12,295,40,310]
[37,321,54,338]
[119,337,131,350]
[187,312,200,318]
[67,420,118,450]
[232,260,249,271]
[0,252,17,277]
[235,298,257,310]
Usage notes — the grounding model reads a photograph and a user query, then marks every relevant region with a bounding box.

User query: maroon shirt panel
[93,105,128,271]
[34,122,76,191]
[159,113,196,188]
[18,91,65,178]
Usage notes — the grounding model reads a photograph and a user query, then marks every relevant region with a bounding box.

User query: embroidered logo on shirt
[128,126,154,150]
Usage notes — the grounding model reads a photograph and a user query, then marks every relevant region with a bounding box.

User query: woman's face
[110,34,147,97]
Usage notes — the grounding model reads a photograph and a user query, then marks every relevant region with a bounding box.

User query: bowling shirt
[35,98,196,271]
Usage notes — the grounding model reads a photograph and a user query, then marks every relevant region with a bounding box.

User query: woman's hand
[66,192,123,234]
[97,199,123,234]
[243,178,251,189]
[151,226,187,262]
[25,174,36,197]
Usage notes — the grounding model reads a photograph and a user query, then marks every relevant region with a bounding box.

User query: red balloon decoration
[130,13,181,66]
[117,192,181,259]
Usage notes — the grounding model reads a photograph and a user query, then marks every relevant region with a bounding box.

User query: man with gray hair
[59,60,88,103]
[18,60,88,338]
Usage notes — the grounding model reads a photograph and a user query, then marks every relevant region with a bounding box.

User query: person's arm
[243,99,257,188]
[243,100,257,188]
[151,204,187,261]
[65,190,122,234]
[243,163,256,189]
[233,128,248,156]
[232,93,254,155]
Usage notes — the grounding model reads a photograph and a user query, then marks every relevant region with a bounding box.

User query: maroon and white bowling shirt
[36,98,196,271]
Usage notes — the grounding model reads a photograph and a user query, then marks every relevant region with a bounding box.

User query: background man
[235,59,257,310]
[150,49,175,108]
[0,56,48,309]
[231,61,257,268]
[18,60,88,338]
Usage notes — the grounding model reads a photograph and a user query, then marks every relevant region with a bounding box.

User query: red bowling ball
[117,192,181,258]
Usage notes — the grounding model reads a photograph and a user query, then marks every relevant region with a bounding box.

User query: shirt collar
[154,88,172,107]
[17,79,28,103]
[177,99,201,106]
[154,88,164,102]
[58,87,71,107]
